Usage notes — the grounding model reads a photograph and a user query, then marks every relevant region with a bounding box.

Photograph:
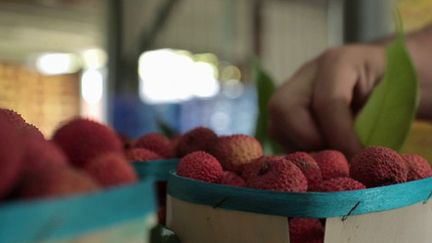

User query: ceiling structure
[0,0,107,62]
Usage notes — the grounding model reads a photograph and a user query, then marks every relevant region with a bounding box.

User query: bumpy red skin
[0,117,23,199]
[241,156,284,180]
[176,151,223,183]
[313,177,365,192]
[19,167,99,199]
[220,171,246,187]
[402,154,432,181]
[207,134,263,172]
[0,108,26,127]
[176,127,217,157]
[312,150,350,180]
[286,152,322,189]
[134,133,175,158]
[84,152,137,187]
[126,148,162,162]
[52,118,123,167]
[23,137,68,171]
[0,109,44,140]
[245,157,308,192]
[351,146,408,188]
[289,218,324,243]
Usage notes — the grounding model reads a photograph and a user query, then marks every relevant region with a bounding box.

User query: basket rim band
[168,171,432,218]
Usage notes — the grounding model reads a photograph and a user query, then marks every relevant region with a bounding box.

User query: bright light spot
[190,62,219,98]
[210,111,230,133]
[223,79,244,99]
[221,65,241,81]
[36,53,79,75]
[138,49,220,104]
[82,48,107,69]
[81,69,103,104]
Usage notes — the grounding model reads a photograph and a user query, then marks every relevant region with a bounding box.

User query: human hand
[268,44,386,157]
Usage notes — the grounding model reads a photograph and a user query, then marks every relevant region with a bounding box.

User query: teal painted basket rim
[133,159,179,180]
[0,180,155,243]
[168,172,432,218]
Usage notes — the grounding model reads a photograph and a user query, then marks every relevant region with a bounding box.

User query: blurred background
[0,0,430,150]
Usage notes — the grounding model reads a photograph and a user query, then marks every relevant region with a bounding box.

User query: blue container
[0,181,156,243]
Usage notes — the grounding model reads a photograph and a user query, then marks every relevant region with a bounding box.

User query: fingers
[268,62,324,152]
[312,58,362,157]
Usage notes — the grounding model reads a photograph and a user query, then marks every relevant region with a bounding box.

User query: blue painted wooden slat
[0,181,155,243]
[133,159,179,181]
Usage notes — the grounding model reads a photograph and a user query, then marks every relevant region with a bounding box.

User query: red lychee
[220,171,246,187]
[312,150,349,180]
[176,127,217,157]
[0,108,44,139]
[0,117,23,199]
[20,123,45,140]
[84,152,137,187]
[134,133,175,158]
[207,134,263,172]
[240,156,283,180]
[52,118,123,167]
[350,146,408,187]
[402,154,432,181]
[19,166,99,199]
[289,218,324,243]
[313,177,365,192]
[245,156,308,192]
[176,151,223,183]
[23,137,68,171]
[0,108,26,127]
[126,148,162,162]
[285,152,322,189]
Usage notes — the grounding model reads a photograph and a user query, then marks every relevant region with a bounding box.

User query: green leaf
[156,117,177,138]
[252,60,283,154]
[150,224,181,243]
[354,19,419,151]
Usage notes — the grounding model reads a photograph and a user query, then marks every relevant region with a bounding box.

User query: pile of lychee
[171,127,432,243]
[0,108,139,203]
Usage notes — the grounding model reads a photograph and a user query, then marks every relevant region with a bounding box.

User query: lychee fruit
[0,108,44,139]
[52,118,123,167]
[241,156,284,180]
[402,154,432,181]
[84,152,137,187]
[220,171,246,187]
[207,134,263,172]
[134,133,175,158]
[350,146,408,187]
[176,151,223,183]
[0,108,26,127]
[19,166,99,199]
[312,150,349,180]
[289,218,324,243]
[0,117,23,199]
[313,177,365,192]
[20,123,45,140]
[126,148,162,162]
[23,137,68,171]
[285,152,322,189]
[176,127,218,157]
[245,156,308,192]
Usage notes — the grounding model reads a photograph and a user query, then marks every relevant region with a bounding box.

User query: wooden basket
[167,172,432,243]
